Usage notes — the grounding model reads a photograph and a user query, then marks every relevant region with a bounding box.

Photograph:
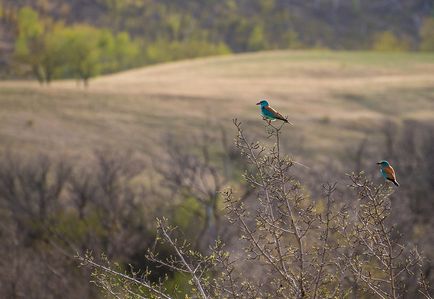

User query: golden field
[1,50,433,163]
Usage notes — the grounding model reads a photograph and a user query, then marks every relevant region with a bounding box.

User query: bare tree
[0,153,71,238]
[155,129,250,251]
[0,150,154,299]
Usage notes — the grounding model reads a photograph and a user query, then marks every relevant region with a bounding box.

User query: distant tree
[281,30,302,49]
[247,23,267,51]
[97,29,140,73]
[96,0,136,32]
[14,6,46,83]
[15,6,43,39]
[13,6,141,85]
[223,18,254,52]
[420,18,434,51]
[95,29,116,72]
[39,24,71,83]
[62,25,102,86]
[145,39,230,64]
[14,8,70,84]
[112,32,140,70]
[258,0,275,14]
[372,31,411,52]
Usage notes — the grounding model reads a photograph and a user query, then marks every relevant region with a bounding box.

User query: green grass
[0,50,433,161]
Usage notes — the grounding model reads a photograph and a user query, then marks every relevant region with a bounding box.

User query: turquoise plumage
[377,160,399,187]
[256,100,292,125]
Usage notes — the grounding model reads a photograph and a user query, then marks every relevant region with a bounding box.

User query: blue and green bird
[377,160,399,187]
[256,100,292,125]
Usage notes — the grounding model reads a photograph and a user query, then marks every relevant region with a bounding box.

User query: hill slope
[1,50,434,162]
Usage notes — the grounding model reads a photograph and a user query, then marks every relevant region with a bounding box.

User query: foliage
[371,31,411,52]
[13,6,140,84]
[144,39,231,65]
[420,18,434,51]
[2,0,433,84]
[62,25,103,85]
[14,6,47,82]
[15,6,44,41]
[3,1,434,80]
[247,23,267,51]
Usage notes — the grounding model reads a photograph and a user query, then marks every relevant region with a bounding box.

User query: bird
[377,160,399,186]
[256,100,292,125]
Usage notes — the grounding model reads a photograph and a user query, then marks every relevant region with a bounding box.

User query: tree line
[2,5,231,84]
[13,7,140,85]
[1,1,434,83]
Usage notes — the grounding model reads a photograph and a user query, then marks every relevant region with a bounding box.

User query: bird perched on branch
[377,160,399,186]
[256,100,292,125]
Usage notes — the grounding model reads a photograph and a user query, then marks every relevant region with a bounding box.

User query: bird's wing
[383,166,396,180]
[263,106,286,121]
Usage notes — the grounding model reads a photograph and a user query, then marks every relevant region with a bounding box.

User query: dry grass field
[1,50,434,163]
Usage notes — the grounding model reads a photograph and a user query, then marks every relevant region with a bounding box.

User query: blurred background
[0,0,433,298]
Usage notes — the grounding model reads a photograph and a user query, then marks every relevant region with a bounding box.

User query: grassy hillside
[1,50,434,163]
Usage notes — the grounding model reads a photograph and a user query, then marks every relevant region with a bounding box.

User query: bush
[420,18,434,51]
[145,39,231,64]
[372,31,410,52]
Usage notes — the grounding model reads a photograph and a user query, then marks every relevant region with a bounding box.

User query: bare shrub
[155,128,251,251]
[0,150,155,299]
[81,120,431,298]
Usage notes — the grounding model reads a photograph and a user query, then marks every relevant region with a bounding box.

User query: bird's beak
[376,162,381,165]
[256,102,261,105]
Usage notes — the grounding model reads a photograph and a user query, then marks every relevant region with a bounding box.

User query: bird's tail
[281,117,294,126]
[388,178,400,187]
[275,116,288,123]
